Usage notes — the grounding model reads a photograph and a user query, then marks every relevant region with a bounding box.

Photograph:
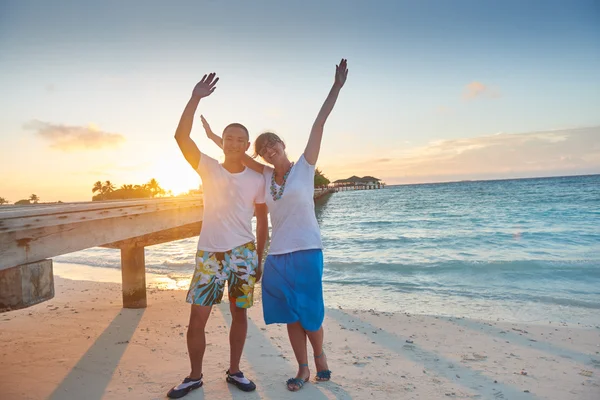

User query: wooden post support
[120,246,147,309]
[0,260,54,312]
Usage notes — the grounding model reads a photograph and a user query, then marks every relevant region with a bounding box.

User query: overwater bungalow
[331,176,385,191]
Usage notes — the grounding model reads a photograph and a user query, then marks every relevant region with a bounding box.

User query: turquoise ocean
[55,175,600,325]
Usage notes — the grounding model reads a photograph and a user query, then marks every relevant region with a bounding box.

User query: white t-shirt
[263,154,323,255]
[196,153,265,252]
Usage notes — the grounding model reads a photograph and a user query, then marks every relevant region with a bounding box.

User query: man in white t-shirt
[168,72,268,398]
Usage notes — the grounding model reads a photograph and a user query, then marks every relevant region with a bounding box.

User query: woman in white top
[203,59,348,391]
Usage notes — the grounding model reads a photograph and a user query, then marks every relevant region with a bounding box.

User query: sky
[1,0,599,202]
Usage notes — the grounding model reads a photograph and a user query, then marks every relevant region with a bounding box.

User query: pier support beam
[0,260,54,312]
[120,246,147,309]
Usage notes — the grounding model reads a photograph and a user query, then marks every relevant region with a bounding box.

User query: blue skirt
[262,249,324,331]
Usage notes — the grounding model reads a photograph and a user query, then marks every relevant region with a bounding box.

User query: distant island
[92,179,171,201]
[0,194,46,206]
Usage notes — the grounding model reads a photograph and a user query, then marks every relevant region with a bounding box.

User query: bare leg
[287,321,310,391]
[228,297,248,374]
[187,305,212,379]
[306,326,324,356]
[307,326,330,381]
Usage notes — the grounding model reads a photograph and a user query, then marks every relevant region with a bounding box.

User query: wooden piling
[0,260,54,312]
[120,246,147,308]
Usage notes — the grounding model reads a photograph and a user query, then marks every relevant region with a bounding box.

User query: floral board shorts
[186,241,258,309]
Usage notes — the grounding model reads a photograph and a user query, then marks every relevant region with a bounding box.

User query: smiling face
[254,132,286,165]
[222,124,250,161]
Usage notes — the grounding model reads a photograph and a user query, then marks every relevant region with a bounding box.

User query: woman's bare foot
[314,352,331,381]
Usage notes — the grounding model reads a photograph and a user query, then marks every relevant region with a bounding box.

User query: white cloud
[325,126,600,184]
[25,120,126,151]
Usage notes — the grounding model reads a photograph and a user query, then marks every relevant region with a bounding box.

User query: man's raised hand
[192,73,219,99]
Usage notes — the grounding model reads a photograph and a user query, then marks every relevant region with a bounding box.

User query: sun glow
[149,157,201,196]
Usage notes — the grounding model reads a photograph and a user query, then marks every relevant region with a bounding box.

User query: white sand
[1,273,599,400]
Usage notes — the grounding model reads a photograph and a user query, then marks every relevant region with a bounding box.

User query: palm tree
[0,197,9,205]
[92,180,116,200]
[29,194,40,204]
[146,178,165,197]
[102,181,115,194]
[92,181,103,194]
[120,184,134,190]
[146,178,158,191]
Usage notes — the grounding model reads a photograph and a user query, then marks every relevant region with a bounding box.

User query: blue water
[55,175,600,324]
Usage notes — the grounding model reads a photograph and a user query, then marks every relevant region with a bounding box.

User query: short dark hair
[254,132,284,158]
[223,123,249,140]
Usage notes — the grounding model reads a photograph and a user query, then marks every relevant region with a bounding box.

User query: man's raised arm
[174,73,219,169]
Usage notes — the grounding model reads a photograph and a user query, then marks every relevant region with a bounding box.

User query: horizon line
[385,172,600,188]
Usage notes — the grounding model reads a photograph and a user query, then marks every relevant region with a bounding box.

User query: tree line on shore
[1,170,330,206]
[0,194,42,206]
[314,168,330,188]
[92,178,171,201]
[0,179,170,206]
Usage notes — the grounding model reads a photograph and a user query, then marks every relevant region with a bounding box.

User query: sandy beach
[1,272,599,400]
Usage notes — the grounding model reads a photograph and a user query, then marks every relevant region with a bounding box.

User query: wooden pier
[0,197,203,311]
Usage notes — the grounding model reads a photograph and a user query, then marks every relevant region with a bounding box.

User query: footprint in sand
[579,370,593,377]
[461,353,488,362]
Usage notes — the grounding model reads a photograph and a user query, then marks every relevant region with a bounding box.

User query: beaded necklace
[270,162,294,201]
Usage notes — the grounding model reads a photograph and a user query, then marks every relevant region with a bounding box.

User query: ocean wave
[324,229,600,245]
[158,260,195,269]
[322,279,600,309]
[323,259,600,275]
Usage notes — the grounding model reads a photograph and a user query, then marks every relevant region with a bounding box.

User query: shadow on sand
[49,308,145,400]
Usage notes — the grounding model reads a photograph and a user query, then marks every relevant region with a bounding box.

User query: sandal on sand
[286,363,309,391]
[314,352,332,381]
